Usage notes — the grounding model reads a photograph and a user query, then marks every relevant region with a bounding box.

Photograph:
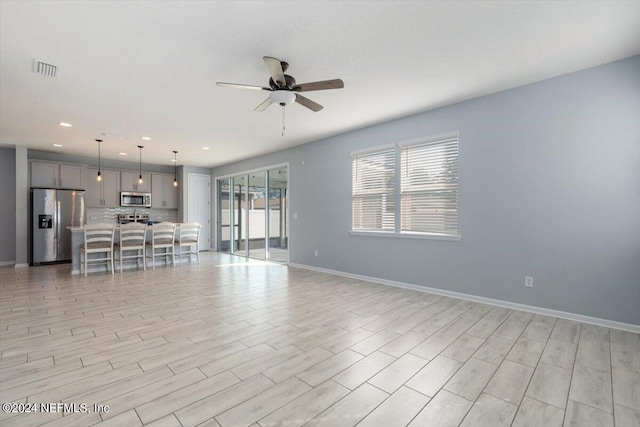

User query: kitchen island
[67,224,173,275]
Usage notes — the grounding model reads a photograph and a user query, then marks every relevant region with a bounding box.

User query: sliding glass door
[268,166,288,262]
[217,178,232,253]
[248,172,266,260]
[216,165,288,262]
[232,174,248,255]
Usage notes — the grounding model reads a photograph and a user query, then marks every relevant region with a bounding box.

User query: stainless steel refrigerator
[32,189,85,264]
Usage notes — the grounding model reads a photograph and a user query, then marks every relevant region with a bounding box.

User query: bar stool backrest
[84,224,116,250]
[119,223,147,248]
[151,222,175,246]
[178,222,200,245]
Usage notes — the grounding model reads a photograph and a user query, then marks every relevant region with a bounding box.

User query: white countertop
[67,223,172,232]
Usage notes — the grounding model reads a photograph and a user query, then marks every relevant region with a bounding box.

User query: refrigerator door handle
[56,200,60,245]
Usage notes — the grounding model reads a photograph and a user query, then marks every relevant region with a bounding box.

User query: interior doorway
[216,164,288,263]
[187,173,211,251]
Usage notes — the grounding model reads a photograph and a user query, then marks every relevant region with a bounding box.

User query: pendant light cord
[173,150,178,186]
[137,145,144,183]
[95,139,103,181]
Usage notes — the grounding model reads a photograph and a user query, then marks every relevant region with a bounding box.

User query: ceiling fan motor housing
[269,74,296,90]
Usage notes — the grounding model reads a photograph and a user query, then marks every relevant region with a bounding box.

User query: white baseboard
[14,263,29,269]
[288,262,640,334]
[0,261,15,266]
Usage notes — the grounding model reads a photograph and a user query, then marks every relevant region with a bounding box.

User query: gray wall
[0,148,16,263]
[15,146,28,265]
[213,56,640,326]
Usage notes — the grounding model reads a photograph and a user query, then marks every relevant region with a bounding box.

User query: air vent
[33,60,58,77]
[101,133,128,140]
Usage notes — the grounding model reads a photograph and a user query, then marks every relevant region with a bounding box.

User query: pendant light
[137,145,144,184]
[172,150,178,187]
[95,139,103,181]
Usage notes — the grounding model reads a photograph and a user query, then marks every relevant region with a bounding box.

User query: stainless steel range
[118,212,150,224]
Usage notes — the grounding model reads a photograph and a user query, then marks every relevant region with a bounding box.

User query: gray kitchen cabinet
[151,174,178,209]
[59,164,86,189]
[31,162,86,189]
[121,171,151,192]
[87,168,120,207]
[31,162,59,187]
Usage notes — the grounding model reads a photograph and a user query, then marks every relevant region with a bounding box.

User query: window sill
[349,230,462,241]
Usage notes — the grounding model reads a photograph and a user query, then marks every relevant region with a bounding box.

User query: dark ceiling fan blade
[295,93,323,112]
[254,98,274,112]
[292,79,344,92]
[263,56,286,87]
[216,82,271,91]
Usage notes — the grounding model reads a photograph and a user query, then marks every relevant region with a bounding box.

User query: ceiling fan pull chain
[282,104,285,136]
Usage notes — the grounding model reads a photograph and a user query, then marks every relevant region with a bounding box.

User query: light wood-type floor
[1,253,639,427]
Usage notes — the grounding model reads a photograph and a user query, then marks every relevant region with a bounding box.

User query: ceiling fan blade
[254,98,274,112]
[263,56,286,87]
[292,79,344,92]
[295,94,323,112]
[216,82,270,91]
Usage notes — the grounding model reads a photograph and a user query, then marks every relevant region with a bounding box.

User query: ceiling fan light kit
[270,90,296,106]
[217,56,344,135]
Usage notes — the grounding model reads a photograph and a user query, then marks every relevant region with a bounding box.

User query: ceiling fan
[217,56,344,115]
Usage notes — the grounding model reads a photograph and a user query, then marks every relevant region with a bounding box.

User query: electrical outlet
[314,250,318,257]
[524,276,534,288]
[293,212,298,219]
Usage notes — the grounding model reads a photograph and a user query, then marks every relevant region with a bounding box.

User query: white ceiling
[1,1,638,168]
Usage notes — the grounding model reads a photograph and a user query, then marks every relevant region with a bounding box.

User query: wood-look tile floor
[1,252,639,427]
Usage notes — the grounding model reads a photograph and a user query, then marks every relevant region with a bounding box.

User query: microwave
[120,192,151,208]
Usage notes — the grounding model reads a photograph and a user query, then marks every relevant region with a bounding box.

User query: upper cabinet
[31,162,58,188]
[86,168,120,208]
[59,164,86,189]
[31,162,86,190]
[151,174,178,209]
[121,171,151,192]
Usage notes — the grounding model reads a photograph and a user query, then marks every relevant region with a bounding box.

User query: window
[400,137,459,235]
[351,146,395,231]
[351,133,460,240]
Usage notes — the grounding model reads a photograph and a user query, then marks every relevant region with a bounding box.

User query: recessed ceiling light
[58,122,72,127]
[141,136,151,141]
[118,152,127,156]
[52,144,63,147]
[171,159,177,162]
[202,147,210,150]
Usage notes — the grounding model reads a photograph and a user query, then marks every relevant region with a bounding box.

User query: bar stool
[114,223,147,273]
[175,222,201,264]
[146,222,176,269]
[81,224,116,277]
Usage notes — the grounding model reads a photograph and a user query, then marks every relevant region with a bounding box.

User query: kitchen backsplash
[86,207,178,225]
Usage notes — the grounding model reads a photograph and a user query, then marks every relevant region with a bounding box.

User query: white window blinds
[352,147,396,231]
[400,137,459,235]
